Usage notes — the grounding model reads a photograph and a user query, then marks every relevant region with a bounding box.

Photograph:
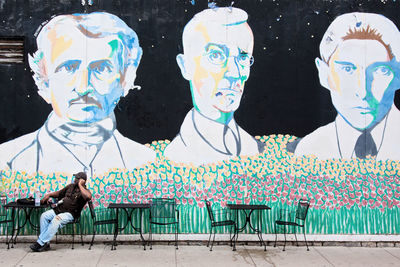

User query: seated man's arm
[78,179,92,200]
[41,186,69,204]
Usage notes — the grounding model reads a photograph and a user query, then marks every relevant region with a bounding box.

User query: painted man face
[43,27,125,123]
[327,39,398,130]
[181,22,254,122]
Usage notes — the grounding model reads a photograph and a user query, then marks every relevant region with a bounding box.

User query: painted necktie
[354,130,377,159]
[223,125,239,156]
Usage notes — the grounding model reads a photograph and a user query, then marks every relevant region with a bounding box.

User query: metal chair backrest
[295,199,310,221]
[0,195,7,217]
[88,200,96,220]
[150,198,176,220]
[0,195,6,206]
[205,201,215,222]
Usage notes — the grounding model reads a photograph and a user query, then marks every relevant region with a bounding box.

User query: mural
[0,12,156,176]
[1,1,400,236]
[2,135,400,234]
[290,12,400,161]
[164,7,264,166]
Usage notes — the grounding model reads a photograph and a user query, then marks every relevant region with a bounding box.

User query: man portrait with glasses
[164,7,264,166]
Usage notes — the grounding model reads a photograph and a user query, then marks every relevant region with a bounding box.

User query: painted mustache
[69,95,102,109]
[215,80,243,96]
[215,88,243,97]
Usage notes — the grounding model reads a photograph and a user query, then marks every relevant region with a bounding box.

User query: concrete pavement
[1,243,400,267]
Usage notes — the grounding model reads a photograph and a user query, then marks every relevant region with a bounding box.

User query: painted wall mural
[1,0,400,235]
[289,12,400,161]
[164,7,264,166]
[0,12,156,176]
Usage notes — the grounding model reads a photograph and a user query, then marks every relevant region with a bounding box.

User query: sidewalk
[1,243,400,267]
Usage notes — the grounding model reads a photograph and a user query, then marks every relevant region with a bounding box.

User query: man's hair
[29,12,142,98]
[181,7,249,53]
[342,25,393,61]
[73,172,87,181]
[319,12,400,64]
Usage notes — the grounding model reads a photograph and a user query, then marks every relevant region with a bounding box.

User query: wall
[1,0,400,235]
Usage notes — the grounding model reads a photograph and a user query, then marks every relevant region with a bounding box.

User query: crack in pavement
[13,249,29,267]
[95,244,107,267]
[244,246,277,267]
[383,247,400,261]
[313,247,335,267]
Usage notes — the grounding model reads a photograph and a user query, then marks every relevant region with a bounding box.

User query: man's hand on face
[78,178,86,187]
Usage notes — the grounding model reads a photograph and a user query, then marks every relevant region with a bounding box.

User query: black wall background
[0,0,399,145]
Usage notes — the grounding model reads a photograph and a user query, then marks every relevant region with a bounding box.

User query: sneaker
[31,242,50,252]
[42,243,51,251]
[30,242,41,251]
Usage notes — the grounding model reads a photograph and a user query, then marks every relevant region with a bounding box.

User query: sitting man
[164,7,265,166]
[0,12,156,176]
[30,172,92,252]
[290,12,400,160]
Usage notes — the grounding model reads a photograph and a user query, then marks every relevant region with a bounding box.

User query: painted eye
[374,66,392,76]
[89,60,113,79]
[343,66,353,73]
[64,65,74,72]
[340,65,355,74]
[55,60,80,73]
[206,50,226,65]
[237,54,254,67]
[93,62,111,74]
[96,65,105,72]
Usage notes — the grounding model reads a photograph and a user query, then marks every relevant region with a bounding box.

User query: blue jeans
[37,209,74,246]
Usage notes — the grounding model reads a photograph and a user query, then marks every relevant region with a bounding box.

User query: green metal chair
[274,199,310,251]
[88,200,117,250]
[54,198,84,249]
[0,195,14,249]
[62,217,84,249]
[205,200,236,251]
[149,198,179,250]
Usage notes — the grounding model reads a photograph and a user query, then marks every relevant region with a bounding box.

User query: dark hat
[73,172,87,180]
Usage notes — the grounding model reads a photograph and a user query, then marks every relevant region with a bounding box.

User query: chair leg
[258,210,263,248]
[210,227,216,251]
[175,222,179,250]
[14,214,21,245]
[274,223,277,247]
[10,209,15,248]
[294,226,299,247]
[89,226,96,250]
[174,224,177,249]
[149,224,152,250]
[6,222,9,250]
[80,223,83,246]
[207,226,212,248]
[303,227,309,251]
[229,225,233,247]
[283,225,287,251]
[71,224,75,250]
[258,230,266,252]
[112,222,119,251]
[234,223,239,251]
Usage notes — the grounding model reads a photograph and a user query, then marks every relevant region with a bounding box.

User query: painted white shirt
[164,109,264,166]
[294,105,400,161]
[0,112,156,176]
